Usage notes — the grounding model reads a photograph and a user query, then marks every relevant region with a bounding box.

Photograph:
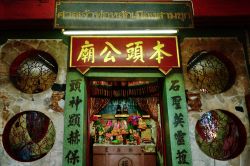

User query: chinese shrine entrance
[63,33,191,166]
[63,68,191,166]
[55,0,194,164]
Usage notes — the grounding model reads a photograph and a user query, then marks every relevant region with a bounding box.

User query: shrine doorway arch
[63,68,192,166]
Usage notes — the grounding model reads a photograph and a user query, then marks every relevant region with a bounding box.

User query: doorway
[87,78,165,166]
[63,68,192,166]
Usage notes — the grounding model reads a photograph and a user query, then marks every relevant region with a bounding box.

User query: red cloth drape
[133,97,159,121]
[133,97,163,155]
[90,98,110,117]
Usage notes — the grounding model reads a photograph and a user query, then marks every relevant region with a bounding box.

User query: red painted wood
[192,0,250,17]
[1,0,250,20]
[0,1,55,20]
[0,0,250,29]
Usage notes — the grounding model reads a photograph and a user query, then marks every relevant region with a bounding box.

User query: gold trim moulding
[142,115,150,118]
[114,114,130,118]
[95,114,150,118]
[95,115,102,118]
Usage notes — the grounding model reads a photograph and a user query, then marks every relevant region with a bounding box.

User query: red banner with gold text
[70,36,180,74]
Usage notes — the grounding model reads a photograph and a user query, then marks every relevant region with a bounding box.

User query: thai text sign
[70,36,180,74]
[55,1,193,29]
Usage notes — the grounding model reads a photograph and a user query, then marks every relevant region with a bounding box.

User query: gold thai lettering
[126,41,145,63]
[165,12,191,21]
[135,11,164,19]
[57,10,92,19]
[150,41,173,64]
[57,12,64,18]
[57,10,191,22]
[100,42,121,63]
[77,40,95,63]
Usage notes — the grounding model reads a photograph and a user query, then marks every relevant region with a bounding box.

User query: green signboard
[163,71,192,166]
[55,1,193,29]
[63,71,87,166]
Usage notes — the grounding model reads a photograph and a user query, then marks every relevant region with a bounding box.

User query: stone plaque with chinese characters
[70,36,180,74]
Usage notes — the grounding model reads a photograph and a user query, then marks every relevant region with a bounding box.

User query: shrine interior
[87,79,163,165]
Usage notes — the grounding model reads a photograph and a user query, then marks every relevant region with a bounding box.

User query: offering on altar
[113,120,120,130]
[90,113,155,145]
[138,118,147,129]
[120,120,128,129]
[141,128,152,143]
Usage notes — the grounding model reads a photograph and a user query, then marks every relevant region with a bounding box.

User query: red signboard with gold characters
[70,36,180,74]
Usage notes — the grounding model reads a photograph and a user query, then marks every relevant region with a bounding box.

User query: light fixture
[62,29,178,35]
